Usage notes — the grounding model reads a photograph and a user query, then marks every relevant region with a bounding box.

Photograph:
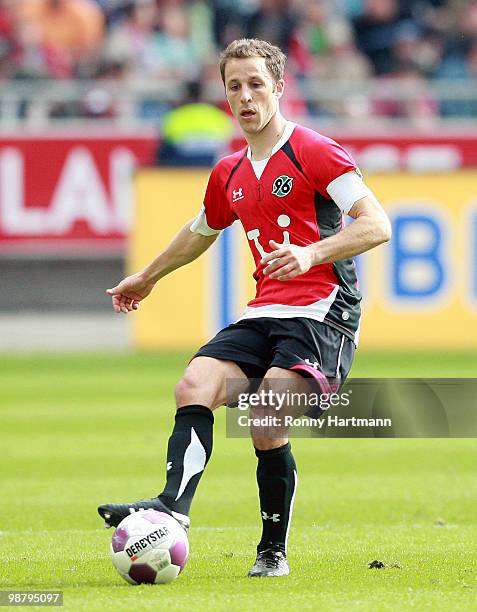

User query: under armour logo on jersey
[166,462,172,471]
[247,214,291,258]
[272,175,293,197]
[232,187,244,202]
[261,511,281,522]
[304,358,320,370]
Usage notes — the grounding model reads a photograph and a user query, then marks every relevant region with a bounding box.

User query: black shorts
[194,317,355,389]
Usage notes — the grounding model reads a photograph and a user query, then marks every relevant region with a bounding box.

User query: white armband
[326,170,373,214]
[190,205,221,236]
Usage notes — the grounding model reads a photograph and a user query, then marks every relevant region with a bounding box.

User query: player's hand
[261,240,314,281]
[106,272,156,314]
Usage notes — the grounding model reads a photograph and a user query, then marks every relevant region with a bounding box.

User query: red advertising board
[0,134,156,253]
[231,132,477,171]
[333,133,477,171]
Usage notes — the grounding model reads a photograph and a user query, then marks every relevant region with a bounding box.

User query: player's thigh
[193,319,270,379]
[175,356,248,410]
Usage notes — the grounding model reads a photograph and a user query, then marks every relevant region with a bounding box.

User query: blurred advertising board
[230,134,477,171]
[131,169,477,350]
[0,134,156,254]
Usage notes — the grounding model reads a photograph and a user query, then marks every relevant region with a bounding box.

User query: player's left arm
[263,193,391,281]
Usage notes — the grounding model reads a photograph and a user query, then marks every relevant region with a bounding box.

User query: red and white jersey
[193,122,365,343]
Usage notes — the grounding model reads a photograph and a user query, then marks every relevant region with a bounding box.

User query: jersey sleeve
[304,136,359,199]
[201,163,237,231]
[190,205,221,236]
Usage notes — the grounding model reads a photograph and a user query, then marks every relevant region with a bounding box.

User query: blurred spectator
[0,0,16,78]
[293,1,370,77]
[151,4,200,79]
[102,0,158,77]
[93,0,131,26]
[212,0,248,48]
[305,20,372,117]
[245,0,298,53]
[388,20,444,76]
[390,21,422,68]
[290,0,332,75]
[352,0,405,74]
[157,78,233,166]
[104,1,199,80]
[14,19,72,79]
[333,0,365,20]
[404,0,451,35]
[320,20,372,81]
[436,38,477,117]
[188,0,215,63]
[373,61,438,125]
[15,0,104,74]
[457,0,477,42]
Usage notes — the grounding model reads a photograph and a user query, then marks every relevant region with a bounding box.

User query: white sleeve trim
[326,170,372,214]
[190,205,221,236]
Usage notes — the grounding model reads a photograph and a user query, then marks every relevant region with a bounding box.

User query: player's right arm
[107,220,218,314]
[108,159,236,313]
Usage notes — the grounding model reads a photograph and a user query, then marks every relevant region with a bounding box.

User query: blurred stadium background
[0,0,476,352]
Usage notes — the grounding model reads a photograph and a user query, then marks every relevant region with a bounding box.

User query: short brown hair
[219,38,287,84]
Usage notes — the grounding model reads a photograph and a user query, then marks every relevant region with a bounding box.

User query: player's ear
[274,79,285,99]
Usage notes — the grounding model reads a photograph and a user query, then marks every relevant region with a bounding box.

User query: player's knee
[174,371,201,406]
[175,364,226,410]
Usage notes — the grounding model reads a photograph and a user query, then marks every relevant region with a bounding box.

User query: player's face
[224,57,284,134]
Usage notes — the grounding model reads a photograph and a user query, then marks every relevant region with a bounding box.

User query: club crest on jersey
[272,175,293,197]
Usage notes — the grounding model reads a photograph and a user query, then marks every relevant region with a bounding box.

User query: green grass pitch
[1,350,476,611]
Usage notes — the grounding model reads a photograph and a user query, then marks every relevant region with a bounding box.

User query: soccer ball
[110,509,189,584]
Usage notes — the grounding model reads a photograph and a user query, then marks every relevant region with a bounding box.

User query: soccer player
[98,38,391,577]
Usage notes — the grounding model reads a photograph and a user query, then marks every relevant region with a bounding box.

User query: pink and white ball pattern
[110,509,189,584]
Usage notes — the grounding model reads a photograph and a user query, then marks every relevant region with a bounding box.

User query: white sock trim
[284,469,298,553]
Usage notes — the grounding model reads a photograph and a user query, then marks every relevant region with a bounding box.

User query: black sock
[158,405,213,517]
[255,443,297,554]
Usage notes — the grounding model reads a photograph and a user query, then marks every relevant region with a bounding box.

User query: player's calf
[98,404,214,534]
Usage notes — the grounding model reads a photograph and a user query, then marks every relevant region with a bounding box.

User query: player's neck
[246,113,287,161]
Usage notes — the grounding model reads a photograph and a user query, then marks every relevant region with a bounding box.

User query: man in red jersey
[98,39,391,577]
